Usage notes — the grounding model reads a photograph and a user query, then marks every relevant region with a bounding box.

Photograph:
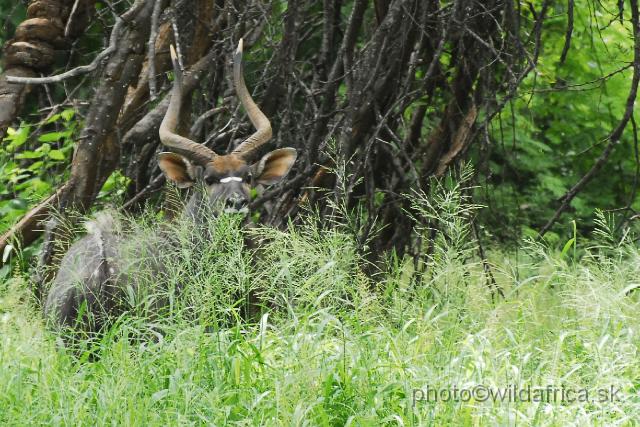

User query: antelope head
[158,40,297,215]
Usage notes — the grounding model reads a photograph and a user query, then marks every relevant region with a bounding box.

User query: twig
[559,0,574,64]
[147,0,165,100]
[525,63,633,94]
[7,15,125,84]
[189,107,226,140]
[472,220,505,299]
[122,174,165,211]
[64,0,82,38]
[617,114,640,233]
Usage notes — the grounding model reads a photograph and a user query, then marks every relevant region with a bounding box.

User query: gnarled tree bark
[0,0,94,138]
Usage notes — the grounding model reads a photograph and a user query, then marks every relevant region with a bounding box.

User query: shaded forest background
[0,0,639,280]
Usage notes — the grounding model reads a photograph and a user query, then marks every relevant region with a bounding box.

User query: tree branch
[0,185,68,263]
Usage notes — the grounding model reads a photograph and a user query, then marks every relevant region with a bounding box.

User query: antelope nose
[225,194,248,212]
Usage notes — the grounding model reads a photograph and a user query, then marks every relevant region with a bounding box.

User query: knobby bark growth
[0,0,94,138]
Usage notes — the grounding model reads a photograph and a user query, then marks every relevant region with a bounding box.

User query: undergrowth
[1,186,639,426]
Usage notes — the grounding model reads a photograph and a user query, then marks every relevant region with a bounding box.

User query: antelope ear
[252,148,297,185]
[158,152,195,188]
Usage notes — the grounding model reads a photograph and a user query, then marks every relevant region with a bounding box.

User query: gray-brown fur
[44,210,169,335]
[44,39,297,337]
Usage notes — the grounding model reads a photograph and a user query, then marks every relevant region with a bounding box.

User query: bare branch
[7,14,125,85]
[147,0,166,100]
[0,185,68,263]
[559,0,574,64]
[64,0,82,38]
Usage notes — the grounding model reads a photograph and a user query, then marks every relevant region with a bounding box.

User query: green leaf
[9,173,32,184]
[561,237,576,257]
[27,161,44,172]
[48,150,65,160]
[61,108,75,121]
[14,178,51,194]
[38,131,71,142]
[8,198,28,210]
[44,113,62,124]
[15,150,45,160]
[2,244,13,263]
[4,124,31,151]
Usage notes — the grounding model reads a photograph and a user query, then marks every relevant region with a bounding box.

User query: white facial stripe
[219,176,243,184]
[224,207,249,215]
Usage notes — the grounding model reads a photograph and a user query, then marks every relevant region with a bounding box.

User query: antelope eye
[204,175,216,185]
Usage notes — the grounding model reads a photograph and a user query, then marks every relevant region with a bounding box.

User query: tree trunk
[0,0,94,137]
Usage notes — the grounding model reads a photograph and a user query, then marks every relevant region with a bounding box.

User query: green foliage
[478,2,639,241]
[0,110,77,235]
[0,108,131,271]
[97,170,131,202]
[0,153,638,424]
[409,163,481,262]
[1,206,640,424]
[1,1,639,424]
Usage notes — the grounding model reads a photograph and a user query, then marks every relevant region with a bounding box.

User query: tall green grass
[1,191,639,425]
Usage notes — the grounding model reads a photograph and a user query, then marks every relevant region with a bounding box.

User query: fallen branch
[0,185,68,263]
